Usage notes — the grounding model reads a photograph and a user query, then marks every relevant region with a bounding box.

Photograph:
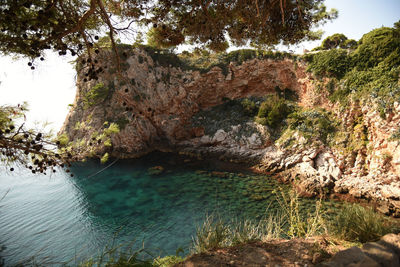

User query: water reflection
[0,167,100,265]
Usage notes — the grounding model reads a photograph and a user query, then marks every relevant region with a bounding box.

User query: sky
[0,0,399,132]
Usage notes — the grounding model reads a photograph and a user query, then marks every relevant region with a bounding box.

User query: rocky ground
[176,233,400,267]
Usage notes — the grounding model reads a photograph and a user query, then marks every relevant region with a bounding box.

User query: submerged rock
[148,166,164,175]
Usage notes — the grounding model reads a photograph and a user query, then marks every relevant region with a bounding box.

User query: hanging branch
[296,0,305,24]
[255,0,260,17]
[39,0,98,47]
[280,0,285,24]
[97,0,122,75]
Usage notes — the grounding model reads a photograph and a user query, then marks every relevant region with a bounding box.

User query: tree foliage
[321,33,348,49]
[0,103,70,174]
[313,33,357,51]
[149,0,337,50]
[0,103,119,174]
[0,0,337,61]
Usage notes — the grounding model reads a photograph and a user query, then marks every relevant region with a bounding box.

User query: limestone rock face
[331,100,400,216]
[61,48,309,158]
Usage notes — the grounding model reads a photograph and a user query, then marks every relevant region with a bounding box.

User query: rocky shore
[61,46,400,217]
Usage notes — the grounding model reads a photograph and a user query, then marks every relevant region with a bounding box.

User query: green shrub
[274,86,298,101]
[287,108,336,143]
[344,64,400,92]
[306,49,351,79]
[342,39,358,49]
[330,204,395,243]
[178,48,296,76]
[84,82,109,107]
[352,27,400,70]
[254,116,268,125]
[325,79,337,95]
[320,33,349,50]
[256,95,293,128]
[153,255,184,267]
[328,86,350,105]
[241,99,258,116]
[308,23,400,109]
[224,49,257,65]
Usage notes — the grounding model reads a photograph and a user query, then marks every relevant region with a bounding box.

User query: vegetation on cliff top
[123,44,298,77]
[305,21,400,109]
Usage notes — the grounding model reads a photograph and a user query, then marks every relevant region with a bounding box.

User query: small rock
[376,201,391,215]
[191,127,205,137]
[319,247,379,267]
[378,233,400,255]
[312,252,323,264]
[200,135,212,144]
[362,242,399,266]
[213,129,227,143]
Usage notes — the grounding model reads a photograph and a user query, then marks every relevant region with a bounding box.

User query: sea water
[0,153,340,265]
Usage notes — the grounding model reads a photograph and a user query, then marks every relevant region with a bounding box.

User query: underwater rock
[148,166,164,175]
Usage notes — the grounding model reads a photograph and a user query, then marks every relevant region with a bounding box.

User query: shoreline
[88,149,400,219]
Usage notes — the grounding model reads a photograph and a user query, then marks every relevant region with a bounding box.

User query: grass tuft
[191,214,230,253]
[329,203,397,243]
[191,190,327,253]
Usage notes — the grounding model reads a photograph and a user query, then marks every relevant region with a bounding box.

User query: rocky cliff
[61,47,400,216]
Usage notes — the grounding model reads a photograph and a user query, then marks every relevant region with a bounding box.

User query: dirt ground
[175,236,350,267]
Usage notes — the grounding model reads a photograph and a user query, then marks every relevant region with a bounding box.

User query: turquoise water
[0,153,339,265]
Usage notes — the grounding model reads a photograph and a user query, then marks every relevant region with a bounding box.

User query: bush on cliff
[305,49,351,79]
[83,82,110,107]
[241,99,259,116]
[312,33,357,51]
[256,95,294,128]
[287,108,336,143]
[307,21,400,107]
[352,27,400,71]
[178,48,297,76]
